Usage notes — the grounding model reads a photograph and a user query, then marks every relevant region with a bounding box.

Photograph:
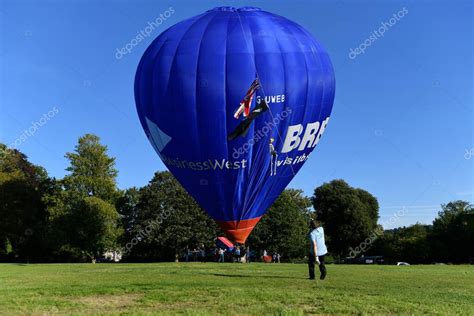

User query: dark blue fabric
[135,7,335,222]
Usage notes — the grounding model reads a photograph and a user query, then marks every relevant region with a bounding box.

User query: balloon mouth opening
[208,6,262,12]
[216,217,262,244]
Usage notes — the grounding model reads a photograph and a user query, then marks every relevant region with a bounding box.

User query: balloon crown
[208,6,262,12]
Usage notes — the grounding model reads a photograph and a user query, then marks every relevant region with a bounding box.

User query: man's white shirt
[309,227,328,256]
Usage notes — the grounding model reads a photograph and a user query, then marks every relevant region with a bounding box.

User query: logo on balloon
[282,117,330,153]
[145,117,171,153]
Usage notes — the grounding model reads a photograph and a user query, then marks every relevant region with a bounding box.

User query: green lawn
[0,263,472,315]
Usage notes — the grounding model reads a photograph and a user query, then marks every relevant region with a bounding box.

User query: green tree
[63,134,118,203]
[116,187,141,236]
[430,201,473,263]
[248,189,311,259]
[312,179,379,258]
[370,224,431,264]
[70,197,122,261]
[44,134,122,262]
[123,172,218,261]
[0,144,53,261]
[399,224,431,263]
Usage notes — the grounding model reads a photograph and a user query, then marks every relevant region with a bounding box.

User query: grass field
[0,263,473,315]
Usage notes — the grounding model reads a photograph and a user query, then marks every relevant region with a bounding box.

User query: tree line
[0,135,472,263]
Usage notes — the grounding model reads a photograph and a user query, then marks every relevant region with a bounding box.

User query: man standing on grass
[218,248,225,263]
[308,219,328,280]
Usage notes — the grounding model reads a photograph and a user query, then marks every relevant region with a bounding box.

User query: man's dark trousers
[308,253,326,279]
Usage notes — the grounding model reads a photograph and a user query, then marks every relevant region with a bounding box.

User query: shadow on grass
[211,273,302,279]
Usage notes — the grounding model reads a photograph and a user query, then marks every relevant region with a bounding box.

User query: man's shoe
[320,271,327,280]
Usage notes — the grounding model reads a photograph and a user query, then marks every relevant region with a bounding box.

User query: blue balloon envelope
[135,7,335,243]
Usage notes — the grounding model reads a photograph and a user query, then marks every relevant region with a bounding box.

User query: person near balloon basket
[233,246,241,263]
[218,248,225,263]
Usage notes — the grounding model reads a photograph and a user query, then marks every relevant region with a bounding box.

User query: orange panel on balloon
[216,217,262,244]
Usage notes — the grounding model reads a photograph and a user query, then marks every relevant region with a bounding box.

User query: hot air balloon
[135,6,335,243]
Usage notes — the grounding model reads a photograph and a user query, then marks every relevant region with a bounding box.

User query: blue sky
[1,0,472,228]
